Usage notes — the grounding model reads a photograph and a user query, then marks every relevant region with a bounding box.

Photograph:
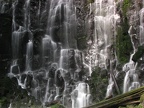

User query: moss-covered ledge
[85,86,144,108]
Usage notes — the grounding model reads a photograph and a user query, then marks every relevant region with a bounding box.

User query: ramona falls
[0,0,144,108]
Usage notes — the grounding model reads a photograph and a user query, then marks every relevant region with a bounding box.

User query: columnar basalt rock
[1,0,144,108]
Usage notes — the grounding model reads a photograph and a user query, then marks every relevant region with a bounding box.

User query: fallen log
[85,86,144,108]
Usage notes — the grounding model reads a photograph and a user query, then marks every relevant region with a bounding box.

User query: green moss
[87,0,95,4]
[118,104,143,108]
[116,0,133,65]
[0,97,8,108]
[132,46,144,62]
[88,67,108,102]
[136,104,143,108]
[51,104,65,108]
[140,94,144,103]
[122,0,131,16]
[116,18,133,65]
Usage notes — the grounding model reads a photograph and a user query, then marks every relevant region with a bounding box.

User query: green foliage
[116,18,133,65]
[0,97,8,108]
[87,0,95,4]
[51,104,65,108]
[118,104,143,108]
[89,67,108,102]
[116,0,133,65]
[122,0,131,16]
[140,94,144,103]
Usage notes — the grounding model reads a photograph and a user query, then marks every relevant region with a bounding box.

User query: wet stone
[61,69,71,82]
[48,63,58,78]
[26,74,33,89]
[21,73,27,84]
[11,65,20,74]
[55,69,64,87]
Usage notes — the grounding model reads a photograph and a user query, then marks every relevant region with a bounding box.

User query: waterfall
[122,0,144,93]
[87,0,118,67]
[140,1,144,45]
[0,0,8,14]
[87,0,120,98]
[8,0,144,107]
[71,83,91,108]
[26,40,33,71]
[122,26,140,93]
[9,0,91,107]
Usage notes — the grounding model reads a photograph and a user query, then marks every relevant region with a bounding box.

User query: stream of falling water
[87,0,120,97]
[123,0,144,93]
[122,26,139,93]
[0,0,8,13]
[8,0,91,108]
[7,0,144,107]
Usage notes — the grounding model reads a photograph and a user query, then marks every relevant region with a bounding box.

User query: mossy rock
[88,67,108,102]
[87,0,95,4]
[116,0,133,65]
[126,105,135,108]
[136,104,143,108]
[0,97,9,108]
[122,0,131,16]
[140,94,144,104]
[116,19,133,65]
[50,104,65,108]
[132,46,144,62]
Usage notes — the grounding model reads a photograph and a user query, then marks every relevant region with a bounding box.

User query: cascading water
[0,0,8,14]
[9,0,91,107]
[122,26,140,93]
[122,0,144,93]
[71,83,91,108]
[140,1,144,46]
[87,0,120,97]
[8,0,33,91]
[3,0,144,107]
[26,40,33,71]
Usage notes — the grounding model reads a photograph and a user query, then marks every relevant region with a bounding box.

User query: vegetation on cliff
[116,0,133,65]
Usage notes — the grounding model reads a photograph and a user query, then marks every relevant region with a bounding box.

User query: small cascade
[140,1,144,45]
[26,40,33,71]
[9,0,34,90]
[71,83,91,108]
[12,26,23,60]
[87,0,119,68]
[24,0,31,30]
[0,1,8,13]
[122,0,144,93]
[122,55,139,93]
[8,103,12,108]
[122,26,140,93]
[8,2,24,78]
[42,35,57,66]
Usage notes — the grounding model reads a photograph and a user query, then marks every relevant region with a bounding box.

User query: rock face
[0,14,12,98]
[4,0,91,108]
[1,0,144,107]
[85,0,144,103]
